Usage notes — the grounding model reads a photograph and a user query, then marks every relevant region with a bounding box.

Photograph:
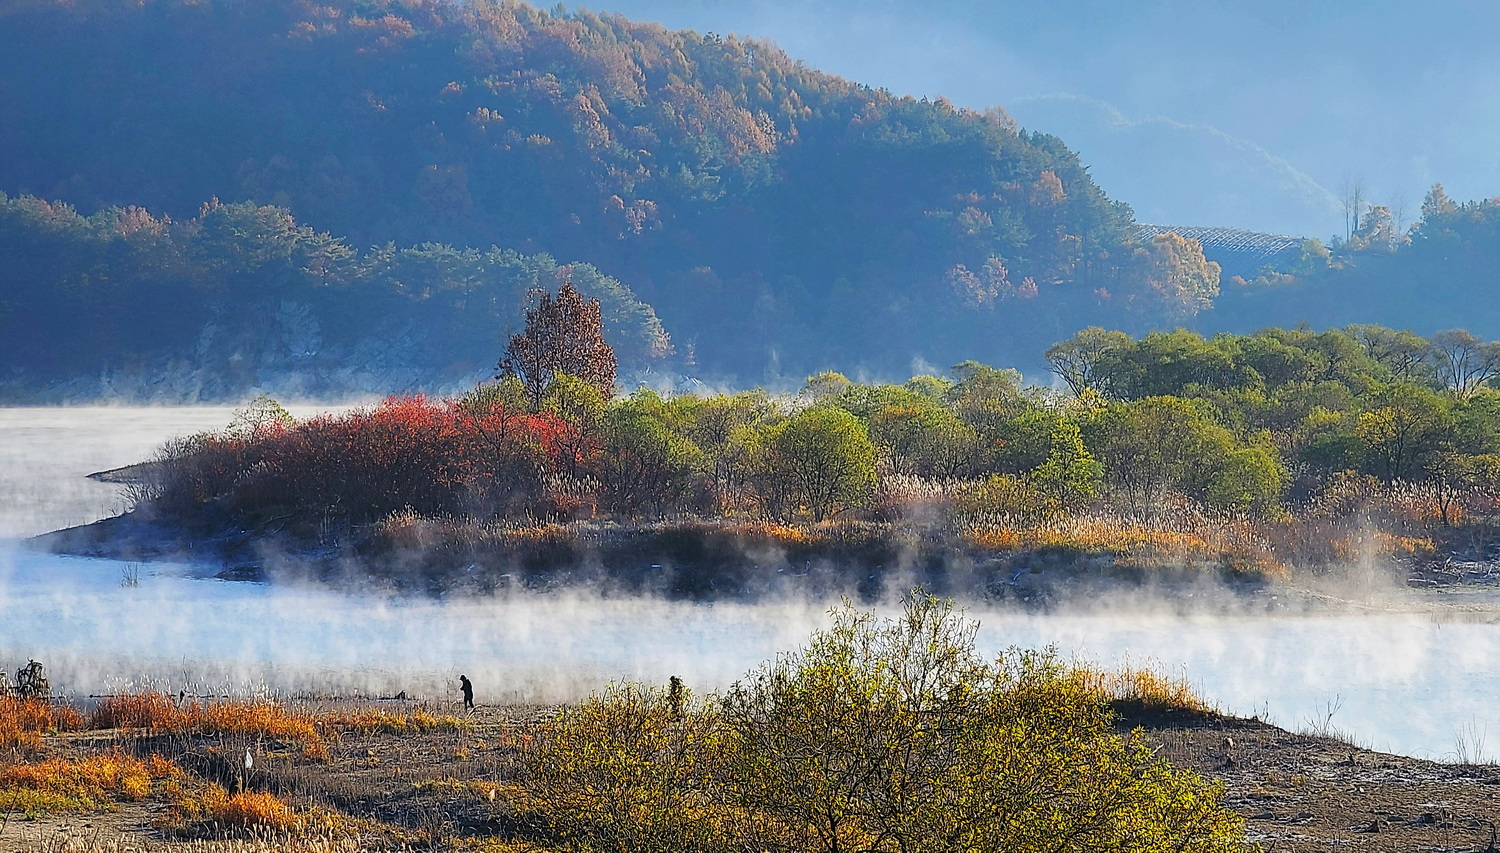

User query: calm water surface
[2,406,1498,760]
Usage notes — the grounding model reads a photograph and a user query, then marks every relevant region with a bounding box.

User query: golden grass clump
[965,526,1022,549]
[210,790,305,832]
[1320,530,1437,562]
[89,694,330,760]
[0,752,179,813]
[1371,531,1436,556]
[412,777,502,801]
[0,697,85,752]
[321,708,469,736]
[1073,664,1215,714]
[87,693,471,760]
[159,785,305,836]
[88,691,185,730]
[194,702,327,760]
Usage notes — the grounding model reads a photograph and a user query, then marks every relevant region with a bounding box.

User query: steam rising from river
[4,407,1500,761]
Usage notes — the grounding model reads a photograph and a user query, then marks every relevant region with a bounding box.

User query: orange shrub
[161,785,304,834]
[210,789,304,832]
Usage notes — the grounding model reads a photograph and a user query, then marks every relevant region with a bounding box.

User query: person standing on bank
[459,674,474,711]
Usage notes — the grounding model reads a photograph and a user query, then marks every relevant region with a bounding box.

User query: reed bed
[0,698,84,753]
[964,510,1288,578]
[84,694,468,761]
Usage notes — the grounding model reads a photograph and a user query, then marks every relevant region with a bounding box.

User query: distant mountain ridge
[0,0,1225,389]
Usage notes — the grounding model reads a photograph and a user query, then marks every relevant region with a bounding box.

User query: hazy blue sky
[592,0,1500,239]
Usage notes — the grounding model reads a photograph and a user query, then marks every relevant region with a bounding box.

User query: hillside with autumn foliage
[0,0,1225,393]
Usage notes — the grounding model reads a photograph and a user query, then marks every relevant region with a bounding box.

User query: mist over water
[0,406,248,539]
[3,407,1500,760]
[0,406,830,703]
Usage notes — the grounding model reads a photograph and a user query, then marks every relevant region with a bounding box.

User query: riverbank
[33,508,1296,605]
[43,504,1500,617]
[1,699,1496,853]
[1128,707,1500,852]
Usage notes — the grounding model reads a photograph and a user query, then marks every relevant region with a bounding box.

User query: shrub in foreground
[514,683,725,850]
[719,597,1242,852]
[516,596,1247,852]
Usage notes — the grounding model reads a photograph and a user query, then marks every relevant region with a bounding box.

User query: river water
[2,406,1499,761]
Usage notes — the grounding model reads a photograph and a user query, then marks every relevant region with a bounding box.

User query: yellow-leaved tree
[514,595,1247,853]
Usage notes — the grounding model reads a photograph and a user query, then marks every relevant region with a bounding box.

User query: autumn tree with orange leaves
[500,282,617,411]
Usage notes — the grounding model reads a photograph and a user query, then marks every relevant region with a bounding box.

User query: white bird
[244,748,253,771]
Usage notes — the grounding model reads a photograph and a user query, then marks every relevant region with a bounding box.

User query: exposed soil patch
[0,802,161,853]
[1121,708,1500,852]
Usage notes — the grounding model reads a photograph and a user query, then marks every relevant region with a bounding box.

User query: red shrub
[194,396,577,523]
[147,396,584,525]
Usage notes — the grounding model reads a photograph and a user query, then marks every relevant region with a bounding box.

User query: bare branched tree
[1045,326,1132,397]
[1428,329,1500,400]
[499,281,617,411]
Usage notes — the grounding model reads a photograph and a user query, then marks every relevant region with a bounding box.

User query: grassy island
[60,320,1500,601]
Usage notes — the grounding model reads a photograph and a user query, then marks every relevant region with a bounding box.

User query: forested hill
[1211,188,1500,340]
[0,193,668,401]
[0,0,1219,385]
